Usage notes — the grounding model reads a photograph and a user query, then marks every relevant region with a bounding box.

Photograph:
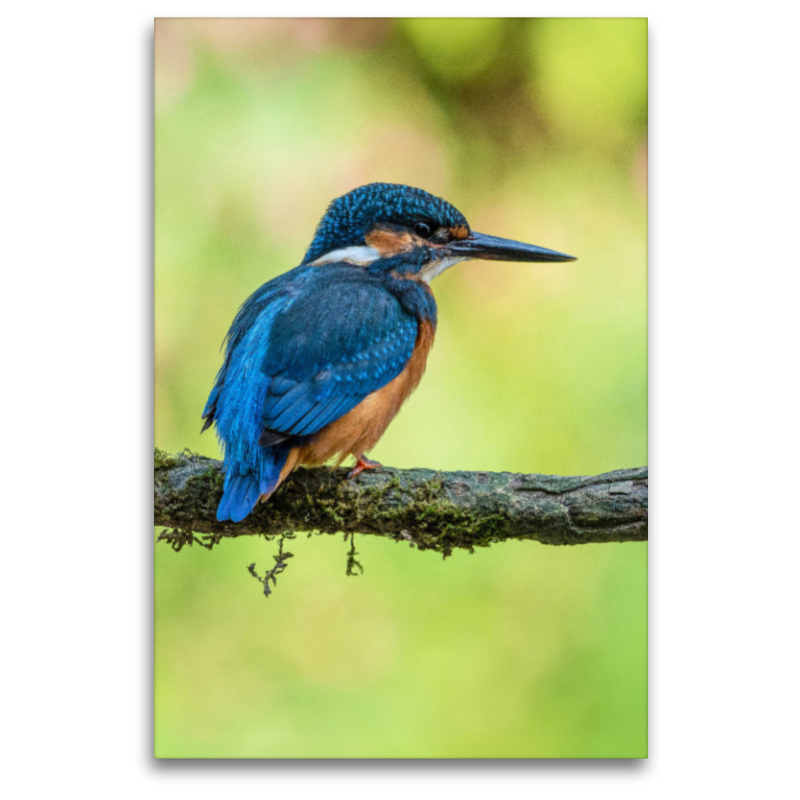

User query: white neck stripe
[310,246,465,283]
[310,245,381,266]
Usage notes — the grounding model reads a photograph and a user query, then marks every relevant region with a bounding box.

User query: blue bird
[203,183,576,522]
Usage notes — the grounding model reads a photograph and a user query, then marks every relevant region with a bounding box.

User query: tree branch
[155,449,647,553]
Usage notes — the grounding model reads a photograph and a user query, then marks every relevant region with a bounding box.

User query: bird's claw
[348,456,383,479]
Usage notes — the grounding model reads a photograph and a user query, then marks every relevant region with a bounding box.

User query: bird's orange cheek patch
[366,228,426,256]
[449,225,470,240]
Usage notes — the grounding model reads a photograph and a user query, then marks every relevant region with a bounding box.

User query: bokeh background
[154,17,647,759]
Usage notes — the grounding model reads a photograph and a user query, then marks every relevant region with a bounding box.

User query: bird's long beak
[449,231,576,263]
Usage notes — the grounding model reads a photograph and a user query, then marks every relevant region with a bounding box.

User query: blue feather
[216,443,291,522]
[217,473,260,523]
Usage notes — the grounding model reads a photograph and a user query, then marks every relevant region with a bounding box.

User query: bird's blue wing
[205,265,419,449]
[258,269,418,439]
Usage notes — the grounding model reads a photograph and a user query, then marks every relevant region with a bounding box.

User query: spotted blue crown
[302,183,469,265]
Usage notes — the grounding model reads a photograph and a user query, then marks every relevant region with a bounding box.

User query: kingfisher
[202,183,576,522]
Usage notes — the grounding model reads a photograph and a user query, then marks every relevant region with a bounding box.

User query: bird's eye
[414,222,433,238]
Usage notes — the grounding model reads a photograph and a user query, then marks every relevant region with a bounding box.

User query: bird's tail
[217,444,292,523]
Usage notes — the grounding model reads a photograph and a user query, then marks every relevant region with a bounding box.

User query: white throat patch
[419,256,466,284]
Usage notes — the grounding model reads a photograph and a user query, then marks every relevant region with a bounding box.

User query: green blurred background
[154,18,647,759]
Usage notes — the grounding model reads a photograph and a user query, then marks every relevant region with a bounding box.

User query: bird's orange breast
[279,318,436,480]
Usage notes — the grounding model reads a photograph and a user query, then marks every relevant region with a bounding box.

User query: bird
[202,182,576,522]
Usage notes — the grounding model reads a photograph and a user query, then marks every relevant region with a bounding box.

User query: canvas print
[154,17,648,758]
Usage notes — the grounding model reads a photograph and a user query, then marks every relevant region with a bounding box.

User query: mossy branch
[155,448,647,554]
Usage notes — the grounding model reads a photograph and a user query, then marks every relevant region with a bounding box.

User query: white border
[3,4,797,796]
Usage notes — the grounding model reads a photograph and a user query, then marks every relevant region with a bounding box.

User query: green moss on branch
[154,449,647,553]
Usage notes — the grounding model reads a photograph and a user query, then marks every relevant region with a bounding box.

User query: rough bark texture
[155,449,647,554]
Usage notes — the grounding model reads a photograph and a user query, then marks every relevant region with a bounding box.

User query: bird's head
[301,183,576,281]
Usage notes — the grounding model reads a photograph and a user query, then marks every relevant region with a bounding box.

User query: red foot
[348,455,383,479]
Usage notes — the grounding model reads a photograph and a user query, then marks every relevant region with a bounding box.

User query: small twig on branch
[154,448,647,554]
